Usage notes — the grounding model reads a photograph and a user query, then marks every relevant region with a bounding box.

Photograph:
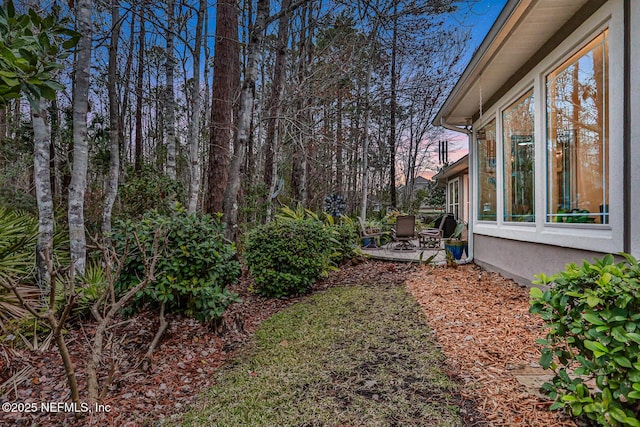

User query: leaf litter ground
[1,261,576,426]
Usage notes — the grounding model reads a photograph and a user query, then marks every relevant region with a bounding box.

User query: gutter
[439,118,475,264]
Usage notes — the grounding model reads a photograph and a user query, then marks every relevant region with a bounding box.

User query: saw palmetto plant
[0,208,39,329]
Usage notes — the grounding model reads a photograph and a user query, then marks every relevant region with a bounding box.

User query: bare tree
[290,1,312,205]
[187,0,206,212]
[102,0,122,240]
[31,99,54,288]
[87,231,163,401]
[388,5,398,208]
[262,0,293,221]
[164,0,177,180]
[223,0,270,239]
[69,0,93,275]
[1,248,81,403]
[134,5,146,172]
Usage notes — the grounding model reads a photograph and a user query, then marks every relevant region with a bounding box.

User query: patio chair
[358,217,383,249]
[418,215,447,249]
[391,215,416,250]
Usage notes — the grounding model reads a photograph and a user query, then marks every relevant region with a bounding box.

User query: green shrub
[112,208,241,321]
[244,219,335,298]
[530,253,640,426]
[118,166,184,218]
[330,221,360,263]
[275,204,359,264]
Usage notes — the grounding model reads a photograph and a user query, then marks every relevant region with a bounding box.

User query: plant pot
[444,239,467,260]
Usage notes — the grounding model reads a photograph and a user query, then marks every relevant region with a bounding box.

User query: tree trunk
[336,92,343,193]
[291,1,312,206]
[69,0,93,275]
[187,0,205,213]
[120,8,136,167]
[164,0,177,181]
[200,6,211,202]
[49,98,62,199]
[134,7,145,173]
[389,10,398,208]
[48,311,80,403]
[102,0,121,241]
[206,0,239,214]
[31,99,54,290]
[224,0,270,240]
[359,62,373,221]
[262,0,292,220]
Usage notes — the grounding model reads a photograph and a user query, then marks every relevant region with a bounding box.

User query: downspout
[623,0,631,253]
[440,118,475,263]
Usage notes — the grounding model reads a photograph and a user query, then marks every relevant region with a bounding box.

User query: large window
[546,31,609,224]
[477,120,497,221]
[503,90,535,222]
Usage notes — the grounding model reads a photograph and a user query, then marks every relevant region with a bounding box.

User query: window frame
[468,2,622,254]
[447,177,460,220]
[501,89,536,223]
[544,30,609,227]
[476,119,497,222]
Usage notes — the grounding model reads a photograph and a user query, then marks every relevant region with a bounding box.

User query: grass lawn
[180,282,466,426]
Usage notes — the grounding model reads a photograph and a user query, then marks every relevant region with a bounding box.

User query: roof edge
[432,0,521,127]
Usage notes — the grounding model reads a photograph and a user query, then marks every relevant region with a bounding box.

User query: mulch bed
[1,261,575,426]
[406,263,577,427]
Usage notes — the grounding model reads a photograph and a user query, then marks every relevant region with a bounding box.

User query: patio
[360,240,468,264]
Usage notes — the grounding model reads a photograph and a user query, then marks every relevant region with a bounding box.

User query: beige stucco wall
[473,234,608,287]
[630,0,640,257]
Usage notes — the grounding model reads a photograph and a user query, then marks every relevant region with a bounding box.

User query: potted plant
[443,221,467,260]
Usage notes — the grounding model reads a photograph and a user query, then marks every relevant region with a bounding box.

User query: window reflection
[503,90,535,222]
[477,120,496,221]
[546,31,608,224]
[448,179,460,220]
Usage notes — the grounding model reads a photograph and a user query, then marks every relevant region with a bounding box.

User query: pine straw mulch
[405,262,577,427]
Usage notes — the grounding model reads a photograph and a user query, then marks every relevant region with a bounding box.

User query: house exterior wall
[473,234,609,286]
[630,0,640,256]
[468,0,636,283]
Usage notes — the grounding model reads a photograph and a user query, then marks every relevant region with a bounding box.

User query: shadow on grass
[179,282,483,426]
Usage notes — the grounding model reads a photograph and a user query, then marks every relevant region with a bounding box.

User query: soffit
[435,0,595,127]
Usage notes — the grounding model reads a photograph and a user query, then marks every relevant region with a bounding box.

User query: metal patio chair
[419,215,446,249]
[391,215,416,250]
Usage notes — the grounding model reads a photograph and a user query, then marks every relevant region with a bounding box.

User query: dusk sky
[422,0,508,177]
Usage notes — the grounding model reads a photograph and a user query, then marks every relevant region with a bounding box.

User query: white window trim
[470,1,624,254]
[500,87,536,224]
[447,177,460,220]
[475,119,498,224]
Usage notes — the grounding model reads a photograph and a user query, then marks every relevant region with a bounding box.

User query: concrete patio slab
[360,240,468,264]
